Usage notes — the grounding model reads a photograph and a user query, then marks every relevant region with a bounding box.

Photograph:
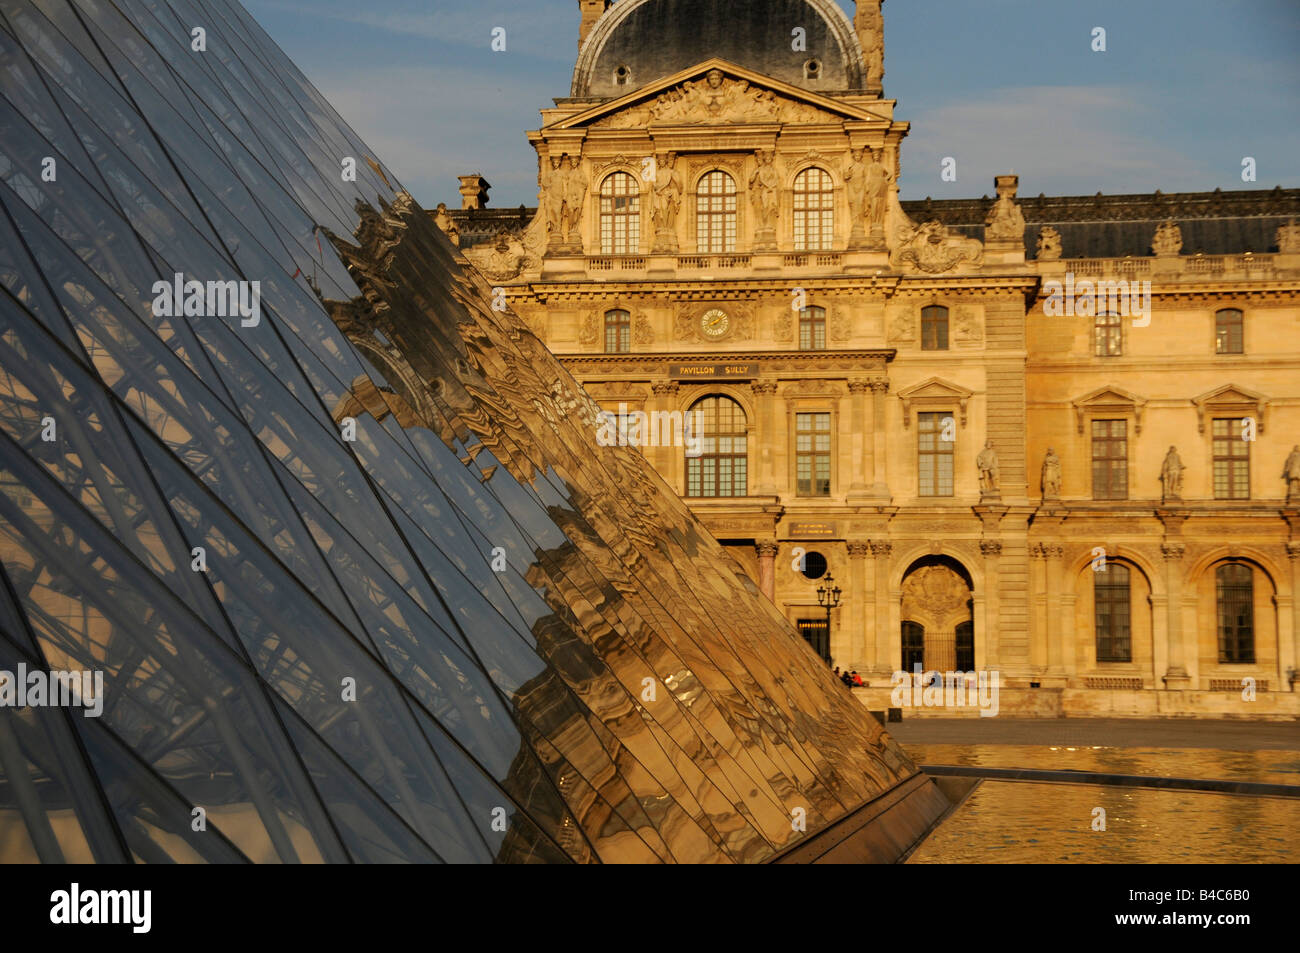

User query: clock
[700,308,730,338]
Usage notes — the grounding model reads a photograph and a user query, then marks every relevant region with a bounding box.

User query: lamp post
[815,572,842,665]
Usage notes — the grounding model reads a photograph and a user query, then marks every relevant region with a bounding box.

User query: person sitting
[851,671,864,687]
[840,670,854,687]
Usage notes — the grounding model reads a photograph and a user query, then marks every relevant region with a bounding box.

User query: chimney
[457,174,490,210]
[578,0,610,51]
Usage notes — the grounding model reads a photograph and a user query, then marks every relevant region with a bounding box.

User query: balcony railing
[1057,254,1276,280]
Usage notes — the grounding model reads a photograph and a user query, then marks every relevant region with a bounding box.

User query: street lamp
[815,572,842,665]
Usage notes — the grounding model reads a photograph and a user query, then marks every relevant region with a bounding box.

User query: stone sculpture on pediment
[594,69,829,128]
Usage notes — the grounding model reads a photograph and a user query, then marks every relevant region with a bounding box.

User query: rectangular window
[799,308,826,350]
[795,413,831,496]
[1212,418,1249,499]
[921,306,948,351]
[1215,308,1243,354]
[917,411,954,497]
[1091,419,1127,500]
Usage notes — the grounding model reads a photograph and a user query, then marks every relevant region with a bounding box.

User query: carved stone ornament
[984,175,1025,242]
[891,220,984,274]
[888,311,916,343]
[464,228,535,281]
[953,306,983,345]
[594,69,830,128]
[578,310,599,346]
[901,565,970,630]
[1035,225,1062,261]
[1152,220,1183,257]
[1276,219,1300,255]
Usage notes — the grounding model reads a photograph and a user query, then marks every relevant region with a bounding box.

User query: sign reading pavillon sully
[670,362,760,380]
[0,0,948,864]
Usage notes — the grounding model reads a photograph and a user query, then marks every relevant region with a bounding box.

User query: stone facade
[439,0,1300,717]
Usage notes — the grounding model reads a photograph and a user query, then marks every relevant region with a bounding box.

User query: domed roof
[573,0,866,98]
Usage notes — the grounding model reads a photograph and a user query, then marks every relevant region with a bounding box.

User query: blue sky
[244,0,1300,208]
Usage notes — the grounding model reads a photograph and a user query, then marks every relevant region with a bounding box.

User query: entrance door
[797,618,830,663]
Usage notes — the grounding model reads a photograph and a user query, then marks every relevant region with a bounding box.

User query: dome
[573,0,866,98]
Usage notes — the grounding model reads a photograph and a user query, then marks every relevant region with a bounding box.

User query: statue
[542,156,564,243]
[984,175,1025,242]
[1160,445,1184,501]
[863,147,894,236]
[977,439,999,494]
[1041,447,1061,498]
[843,148,868,236]
[559,155,586,245]
[1277,219,1300,255]
[1035,225,1062,261]
[1283,445,1300,502]
[652,152,683,239]
[749,150,780,238]
[433,202,459,247]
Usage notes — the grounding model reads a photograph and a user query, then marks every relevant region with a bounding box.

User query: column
[1161,541,1191,688]
[871,540,894,675]
[1029,543,1048,673]
[847,541,871,669]
[978,539,1002,674]
[846,381,871,500]
[1286,542,1300,691]
[869,378,890,498]
[756,540,778,603]
[650,381,680,488]
[751,380,779,495]
[1045,544,1064,680]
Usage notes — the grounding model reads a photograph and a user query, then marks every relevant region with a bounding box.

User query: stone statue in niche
[1041,447,1061,498]
[1160,445,1184,501]
[1282,444,1300,502]
[977,439,999,494]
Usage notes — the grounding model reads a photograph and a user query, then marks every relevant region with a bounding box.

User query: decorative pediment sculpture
[593,68,831,128]
[891,220,984,273]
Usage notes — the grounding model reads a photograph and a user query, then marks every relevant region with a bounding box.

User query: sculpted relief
[594,69,830,128]
[891,220,984,273]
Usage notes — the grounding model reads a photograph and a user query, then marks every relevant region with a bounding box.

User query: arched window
[1216,563,1254,663]
[1094,563,1132,661]
[695,171,736,253]
[604,309,630,353]
[921,305,948,350]
[1215,308,1243,354]
[599,172,639,255]
[1094,312,1122,356]
[793,167,834,251]
[686,395,746,497]
[901,621,925,672]
[799,305,826,350]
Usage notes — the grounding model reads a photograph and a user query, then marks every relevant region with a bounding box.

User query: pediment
[1071,386,1147,433]
[1192,384,1267,433]
[550,58,887,130]
[896,377,974,428]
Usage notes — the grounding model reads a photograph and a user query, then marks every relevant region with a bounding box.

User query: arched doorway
[900,556,975,672]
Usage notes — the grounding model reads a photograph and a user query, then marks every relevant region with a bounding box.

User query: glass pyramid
[0,0,934,863]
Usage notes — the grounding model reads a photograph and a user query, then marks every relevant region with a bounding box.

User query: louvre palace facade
[441,0,1300,718]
